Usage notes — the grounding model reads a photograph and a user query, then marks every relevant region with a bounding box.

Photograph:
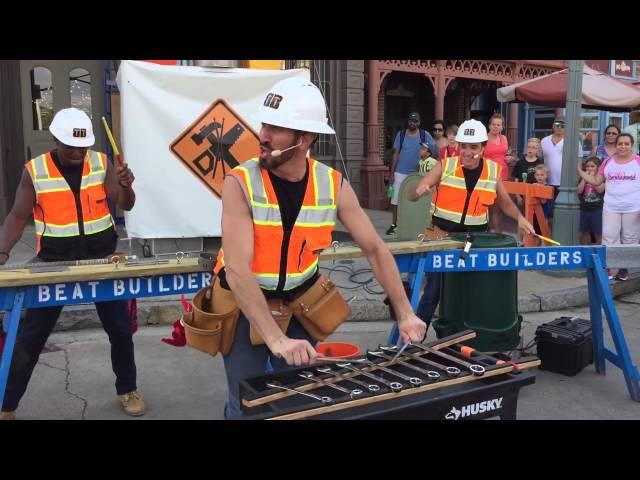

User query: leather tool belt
[183,273,351,356]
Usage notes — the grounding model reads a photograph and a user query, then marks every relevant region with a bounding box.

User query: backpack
[399,128,427,153]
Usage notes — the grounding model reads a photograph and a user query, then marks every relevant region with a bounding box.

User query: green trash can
[432,232,522,352]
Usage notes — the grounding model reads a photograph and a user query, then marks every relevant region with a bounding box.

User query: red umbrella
[497,65,640,112]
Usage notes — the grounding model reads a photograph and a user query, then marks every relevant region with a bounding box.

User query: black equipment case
[535,316,593,376]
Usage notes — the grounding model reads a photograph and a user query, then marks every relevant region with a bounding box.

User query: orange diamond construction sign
[170,99,260,198]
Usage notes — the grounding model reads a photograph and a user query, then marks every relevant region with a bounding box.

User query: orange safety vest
[25,150,114,253]
[431,156,499,226]
[215,158,341,291]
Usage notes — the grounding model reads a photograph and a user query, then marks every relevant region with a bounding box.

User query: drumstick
[101,116,124,168]
[534,233,561,246]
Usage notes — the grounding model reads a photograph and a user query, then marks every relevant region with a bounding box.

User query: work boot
[615,269,629,281]
[385,224,397,235]
[118,390,146,417]
[0,410,16,420]
[607,269,614,281]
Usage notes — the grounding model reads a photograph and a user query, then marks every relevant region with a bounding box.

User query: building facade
[1,59,638,221]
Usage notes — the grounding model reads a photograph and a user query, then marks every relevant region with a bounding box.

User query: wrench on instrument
[379,344,461,377]
[368,350,440,380]
[360,359,423,386]
[316,366,381,394]
[266,381,332,404]
[315,356,368,364]
[299,371,363,399]
[411,343,486,375]
[336,362,403,392]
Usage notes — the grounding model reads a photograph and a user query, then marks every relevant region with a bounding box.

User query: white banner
[116,60,309,238]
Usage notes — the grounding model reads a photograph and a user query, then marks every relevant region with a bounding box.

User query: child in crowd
[577,156,604,245]
[531,164,551,246]
[418,142,438,175]
[512,139,544,224]
[440,125,460,160]
[512,138,543,183]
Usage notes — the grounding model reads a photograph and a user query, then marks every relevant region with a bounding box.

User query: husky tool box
[535,317,593,376]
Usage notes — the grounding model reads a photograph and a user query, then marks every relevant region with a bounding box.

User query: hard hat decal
[263,93,283,109]
[73,128,87,138]
[464,129,474,136]
[170,99,260,199]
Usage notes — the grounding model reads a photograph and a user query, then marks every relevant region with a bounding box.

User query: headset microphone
[271,141,303,157]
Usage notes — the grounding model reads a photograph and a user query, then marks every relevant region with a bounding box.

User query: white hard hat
[455,119,488,143]
[49,108,95,147]
[252,77,335,135]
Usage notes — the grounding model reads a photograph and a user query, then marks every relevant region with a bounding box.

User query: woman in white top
[577,133,640,281]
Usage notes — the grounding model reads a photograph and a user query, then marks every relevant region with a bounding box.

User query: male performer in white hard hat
[409,119,535,329]
[0,108,144,419]
[215,77,428,418]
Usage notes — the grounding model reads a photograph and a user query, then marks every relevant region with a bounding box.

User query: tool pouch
[249,298,292,346]
[181,311,223,356]
[289,275,351,341]
[422,225,449,241]
[187,277,240,356]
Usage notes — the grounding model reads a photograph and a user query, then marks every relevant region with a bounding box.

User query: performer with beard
[213,77,427,418]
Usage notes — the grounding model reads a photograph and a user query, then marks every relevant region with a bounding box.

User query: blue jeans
[416,271,441,328]
[222,312,316,419]
[2,300,137,411]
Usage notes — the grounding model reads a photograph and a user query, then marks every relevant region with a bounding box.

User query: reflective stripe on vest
[431,205,491,225]
[81,150,107,188]
[83,214,115,234]
[217,158,339,291]
[34,219,80,237]
[254,259,320,290]
[34,214,113,237]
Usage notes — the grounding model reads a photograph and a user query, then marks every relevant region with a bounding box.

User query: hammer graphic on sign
[190,118,245,179]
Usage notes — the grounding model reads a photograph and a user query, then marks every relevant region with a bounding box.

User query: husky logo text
[445,397,503,420]
[264,93,283,109]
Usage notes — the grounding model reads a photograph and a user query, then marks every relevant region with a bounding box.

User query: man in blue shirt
[386,112,436,235]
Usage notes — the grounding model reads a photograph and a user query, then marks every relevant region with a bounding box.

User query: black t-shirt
[51,150,82,193]
[579,183,604,209]
[432,158,489,233]
[512,156,544,183]
[268,165,309,232]
[463,158,483,193]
